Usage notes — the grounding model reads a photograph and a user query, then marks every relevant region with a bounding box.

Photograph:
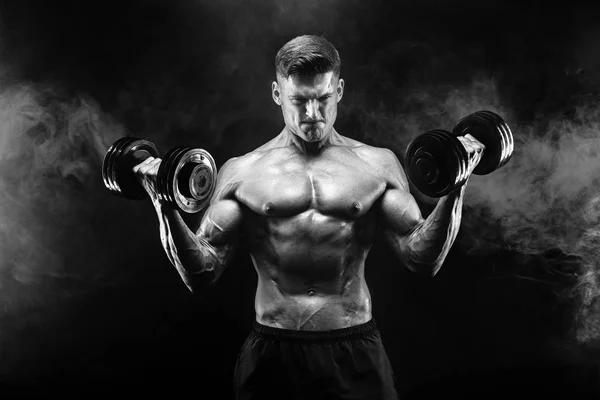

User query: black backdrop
[0,0,599,398]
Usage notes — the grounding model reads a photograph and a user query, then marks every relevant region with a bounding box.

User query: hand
[456,134,485,179]
[132,157,162,204]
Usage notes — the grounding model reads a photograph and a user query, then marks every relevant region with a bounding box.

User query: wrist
[442,185,464,199]
[153,198,172,214]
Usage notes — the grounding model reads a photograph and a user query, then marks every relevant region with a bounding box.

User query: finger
[134,157,162,172]
[463,134,486,150]
[456,136,470,148]
[458,136,479,148]
[136,163,156,175]
[132,157,155,173]
[138,164,157,175]
[142,158,164,175]
[147,160,162,175]
[148,158,162,173]
[459,137,486,155]
[463,134,481,143]
[457,138,476,154]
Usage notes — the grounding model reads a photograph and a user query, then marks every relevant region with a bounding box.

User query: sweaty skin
[134,71,484,331]
[224,134,396,330]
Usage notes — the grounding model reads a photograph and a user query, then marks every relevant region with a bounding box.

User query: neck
[285,128,339,155]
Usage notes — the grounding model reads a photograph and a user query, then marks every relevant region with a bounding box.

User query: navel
[306,289,316,297]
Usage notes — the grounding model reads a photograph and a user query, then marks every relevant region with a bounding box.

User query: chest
[236,154,386,218]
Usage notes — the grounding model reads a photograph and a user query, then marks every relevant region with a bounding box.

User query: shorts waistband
[251,319,378,341]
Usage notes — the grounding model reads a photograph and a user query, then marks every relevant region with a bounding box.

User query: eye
[319,95,331,102]
[291,98,305,106]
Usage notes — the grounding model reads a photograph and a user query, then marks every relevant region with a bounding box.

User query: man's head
[272,35,344,143]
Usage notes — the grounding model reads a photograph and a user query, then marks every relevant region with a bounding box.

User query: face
[272,71,344,142]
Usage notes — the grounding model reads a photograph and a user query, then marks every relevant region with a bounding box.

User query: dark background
[0,0,599,398]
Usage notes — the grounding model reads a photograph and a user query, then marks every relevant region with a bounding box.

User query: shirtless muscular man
[133,35,484,400]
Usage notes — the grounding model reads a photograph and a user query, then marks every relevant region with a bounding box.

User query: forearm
[403,186,465,275]
[154,203,222,289]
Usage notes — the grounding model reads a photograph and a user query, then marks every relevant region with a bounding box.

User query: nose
[305,100,321,121]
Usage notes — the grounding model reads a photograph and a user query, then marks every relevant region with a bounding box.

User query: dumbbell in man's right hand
[102,137,219,213]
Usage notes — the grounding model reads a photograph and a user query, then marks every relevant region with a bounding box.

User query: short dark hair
[275,35,341,80]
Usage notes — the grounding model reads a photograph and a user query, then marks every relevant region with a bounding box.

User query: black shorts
[233,319,399,400]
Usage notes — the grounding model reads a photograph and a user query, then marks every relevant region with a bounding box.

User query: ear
[336,78,345,102]
[272,81,282,106]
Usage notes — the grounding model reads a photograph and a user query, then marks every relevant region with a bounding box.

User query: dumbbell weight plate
[157,146,188,206]
[102,137,134,194]
[405,131,445,197]
[116,139,160,199]
[405,129,468,197]
[479,110,514,171]
[435,129,470,192]
[158,146,218,213]
[442,129,470,187]
[102,137,159,200]
[177,152,217,202]
[452,110,513,175]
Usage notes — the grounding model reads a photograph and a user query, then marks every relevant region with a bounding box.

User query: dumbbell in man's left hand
[132,157,163,205]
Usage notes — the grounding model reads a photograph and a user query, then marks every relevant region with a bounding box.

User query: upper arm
[167,157,246,291]
[377,148,424,239]
[195,157,244,250]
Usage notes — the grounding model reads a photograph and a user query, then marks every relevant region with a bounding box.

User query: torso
[230,132,390,330]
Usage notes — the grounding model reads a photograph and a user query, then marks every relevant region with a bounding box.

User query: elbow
[185,280,204,295]
[176,252,225,294]
[427,263,443,278]
[401,245,447,278]
[405,260,443,278]
[181,269,220,294]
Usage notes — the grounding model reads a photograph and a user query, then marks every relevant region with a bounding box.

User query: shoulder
[227,132,294,166]
[336,135,394,160]
[218,148,265,175]
[214,146,281,192]
[347,141,408,189]
[212,154,252,200]
[345,138,400,169]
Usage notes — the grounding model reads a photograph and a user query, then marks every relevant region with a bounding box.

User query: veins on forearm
[157,207,229,279]
[404,187,464,267]
[182,235,232,277]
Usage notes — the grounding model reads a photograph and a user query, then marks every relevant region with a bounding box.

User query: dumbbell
[102,137,218,213]
[404,110,514,198]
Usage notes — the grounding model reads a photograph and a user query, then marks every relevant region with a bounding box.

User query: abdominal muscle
[247,212,376,331]
[254,275,373,331]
